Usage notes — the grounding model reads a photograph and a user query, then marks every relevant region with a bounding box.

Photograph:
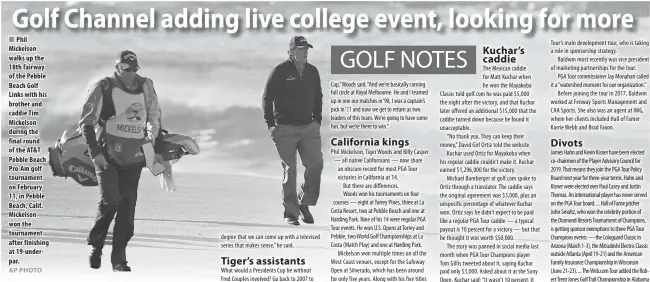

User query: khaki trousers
[271,121,324,218]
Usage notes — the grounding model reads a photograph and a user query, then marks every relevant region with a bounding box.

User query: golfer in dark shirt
[262,36,324,225]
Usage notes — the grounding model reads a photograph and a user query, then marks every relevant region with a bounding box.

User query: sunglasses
[117,62,138,72]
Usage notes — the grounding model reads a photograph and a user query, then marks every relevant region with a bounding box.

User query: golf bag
[47,124,200,187]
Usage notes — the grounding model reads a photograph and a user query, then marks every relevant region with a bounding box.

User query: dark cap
[115,50,139,69]
[289,36,313,49]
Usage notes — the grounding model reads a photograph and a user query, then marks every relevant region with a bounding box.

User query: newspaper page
[1,1,648,282]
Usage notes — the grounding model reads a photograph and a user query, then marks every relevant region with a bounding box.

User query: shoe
[299,206,314,224]
[89,247,102,269]
[284,217,300,226]
[113,263,132,272]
